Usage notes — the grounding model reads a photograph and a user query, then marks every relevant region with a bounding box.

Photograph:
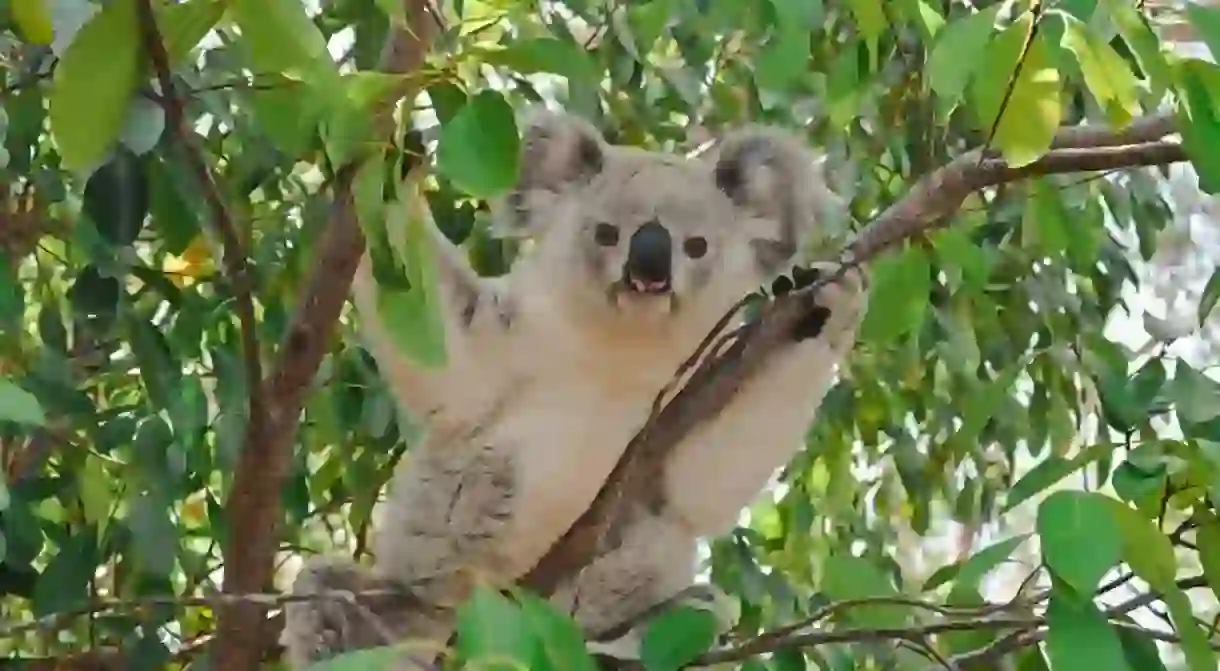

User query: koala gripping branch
[520,113,1186,603]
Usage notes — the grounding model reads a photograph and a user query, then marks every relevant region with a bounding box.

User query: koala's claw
[780,262,866,343]
[460,283,518,330]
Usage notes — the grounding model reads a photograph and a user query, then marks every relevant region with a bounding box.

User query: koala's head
[495,110,835,329]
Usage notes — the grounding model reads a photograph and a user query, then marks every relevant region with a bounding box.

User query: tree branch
[135,0,263,413]
[520,117,1187,600]
[208,3,438,667]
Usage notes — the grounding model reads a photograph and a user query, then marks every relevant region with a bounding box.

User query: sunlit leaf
[1045,587,1131,671]
[859,244,930,343]
[48,0,140,172]
[970,15,1063,168]
[1059,14,1141,125]
[1037,490,1121,594]
[436,89,521,199]
[639,605,718,671]
[926,5,1000,106]
[0,378,46,426]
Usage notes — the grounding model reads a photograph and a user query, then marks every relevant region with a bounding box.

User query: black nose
[624,220,672,286]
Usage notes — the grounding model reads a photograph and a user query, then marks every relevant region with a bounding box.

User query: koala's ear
[492,109,607,236]
[711,126,829,272]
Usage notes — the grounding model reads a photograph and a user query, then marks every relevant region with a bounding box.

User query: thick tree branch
[521,117,1187,598]
[209,2,437,667]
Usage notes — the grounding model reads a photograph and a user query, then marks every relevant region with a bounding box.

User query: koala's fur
[281,110,866,668]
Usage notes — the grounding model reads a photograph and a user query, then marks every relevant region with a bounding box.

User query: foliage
[0,0,1220,669]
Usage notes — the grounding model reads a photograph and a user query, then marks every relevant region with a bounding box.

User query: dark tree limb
[197,2,439,667]
[521,118,1187,600]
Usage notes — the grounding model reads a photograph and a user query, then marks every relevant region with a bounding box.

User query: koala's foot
[281,555,449,670]
[586,582,739,667]
[770,262,866,343]
[371,440,518,607]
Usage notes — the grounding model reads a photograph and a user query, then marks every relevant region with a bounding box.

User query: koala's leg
[549,510,701,640]
[281,555,450,670]
[661,263,867,539]
[371,440,518,604]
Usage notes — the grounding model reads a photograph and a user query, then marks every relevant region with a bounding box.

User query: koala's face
[495,111,834,324]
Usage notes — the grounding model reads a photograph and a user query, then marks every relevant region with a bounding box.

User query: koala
[281,109,866,668]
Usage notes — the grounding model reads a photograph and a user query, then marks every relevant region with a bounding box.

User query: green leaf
[820,552,907,628]
[1175,59,1220,194]
[1161,587,1215,671]
[1036,490,1121,594]
[1199,267,1220,324]
[454,583,538,668]
[1005,443,1112,512]
[1187,2,1220,65]
[754,25,809,92]
[32,529,96,617]
[845,0,884,58]
[513,590,598,671]
[0,378,46,426]
[1045,587,1131,671]
[926,5,1000,106]
[1104,0,1172,98]
[970,15,1063,168]
[157,0,225,67]
[11,0,54,44]
[1195,513,1220,603]
[128,489,178,577]
[245,76,323,159]
[229,0,338,82]
[366,177,449,368]
[78,454,113,537]
[306,644,403,670]
[320,72,408,167]
[953,356,1027,446]
[82,148,149,247]
[48,0,141,172]
[922,534,1030,593]
[1172,360,1220,425]
[1116,622,1169,671]
[436,90,521,199]
[125,315,182,410]
[1107,499,1176,591]
[639,605,718,671]
[1059,14,1141,126]
[859,244,930,343]
[481,38,596,80]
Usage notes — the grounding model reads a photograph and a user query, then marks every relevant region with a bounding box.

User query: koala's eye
[683,236,708,259]
[593,222,620,246]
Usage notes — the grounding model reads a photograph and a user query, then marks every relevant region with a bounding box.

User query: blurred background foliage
[2,0,1220,668]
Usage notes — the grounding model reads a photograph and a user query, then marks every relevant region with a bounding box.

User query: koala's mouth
[608,275,678,311]
[625,275,672,295]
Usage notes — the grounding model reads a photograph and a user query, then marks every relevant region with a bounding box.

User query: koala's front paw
[776,261,867,343]
[460,281,519,330]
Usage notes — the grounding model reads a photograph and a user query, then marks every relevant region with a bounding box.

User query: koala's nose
[624,220,672,289]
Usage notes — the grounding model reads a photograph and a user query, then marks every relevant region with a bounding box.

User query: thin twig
[133,0,265,421]
[0,587,409,639]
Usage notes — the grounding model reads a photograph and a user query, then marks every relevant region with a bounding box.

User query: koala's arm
[661,264,868,539]
[352,209,516,424]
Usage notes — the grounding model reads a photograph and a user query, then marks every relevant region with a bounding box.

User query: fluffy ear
[711,126,830,272]
[492,108,608,235]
